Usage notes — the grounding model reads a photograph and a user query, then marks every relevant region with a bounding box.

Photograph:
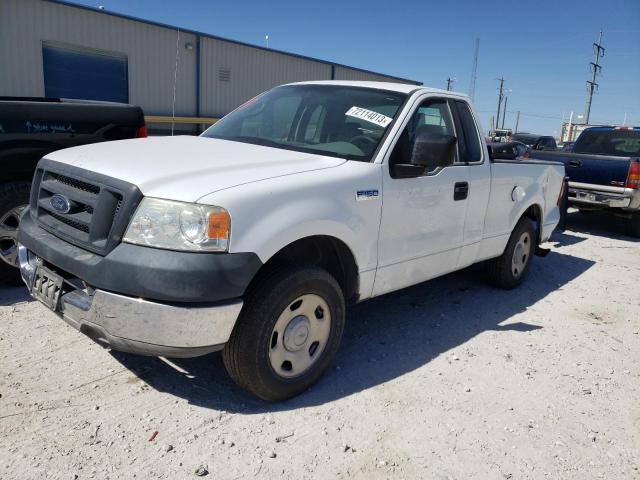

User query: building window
[42,42,129,103]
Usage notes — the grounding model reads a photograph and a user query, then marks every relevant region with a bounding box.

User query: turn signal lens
[208,210,230,242]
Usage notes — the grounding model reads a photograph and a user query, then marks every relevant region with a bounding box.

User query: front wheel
[486,217,536,289]
[0,182,30,285]
[223,265,345,401]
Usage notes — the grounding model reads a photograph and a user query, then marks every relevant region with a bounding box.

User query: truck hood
[44,136,346,202]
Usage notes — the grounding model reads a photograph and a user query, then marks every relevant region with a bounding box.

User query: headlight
[123,198,230,251]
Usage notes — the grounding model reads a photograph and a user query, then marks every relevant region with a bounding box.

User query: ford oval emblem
[50,194,72,214]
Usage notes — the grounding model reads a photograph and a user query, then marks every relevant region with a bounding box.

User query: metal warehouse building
[0,0,420,130]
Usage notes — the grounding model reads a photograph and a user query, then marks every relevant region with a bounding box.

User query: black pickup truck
[0,97,146,283]
[529,126,640,236]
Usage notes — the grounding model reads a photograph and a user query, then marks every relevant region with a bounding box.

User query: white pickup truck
[18,81,565,400]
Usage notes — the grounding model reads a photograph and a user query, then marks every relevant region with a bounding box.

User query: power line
[501,95,508,129]
[446,77,455,91]
[495,77,505,131]
[478,110,564,120]
[468,38,479,101]
[584,31,605,124]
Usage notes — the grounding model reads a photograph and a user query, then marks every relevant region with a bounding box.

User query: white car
[18,81,565,400]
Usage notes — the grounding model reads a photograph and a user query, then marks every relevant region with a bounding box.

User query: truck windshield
[573,129,640,157]
[201,85,407,161]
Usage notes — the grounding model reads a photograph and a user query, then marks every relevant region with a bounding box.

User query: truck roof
[0,96,135,107]
[287,80,468,98]
[583,125,640,132]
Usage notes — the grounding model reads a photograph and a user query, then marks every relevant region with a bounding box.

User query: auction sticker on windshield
[345,107,393,128]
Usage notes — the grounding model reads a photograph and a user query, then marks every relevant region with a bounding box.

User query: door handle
[454,181,469,201]
[567,159,582,168]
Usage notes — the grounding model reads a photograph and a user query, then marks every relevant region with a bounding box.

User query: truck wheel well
[253,236,359,304]
[523,204,542,244]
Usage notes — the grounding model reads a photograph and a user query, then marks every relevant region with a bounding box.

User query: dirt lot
[1,211,639,480]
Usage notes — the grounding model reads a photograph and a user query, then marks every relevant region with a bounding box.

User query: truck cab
[18,81,564,400]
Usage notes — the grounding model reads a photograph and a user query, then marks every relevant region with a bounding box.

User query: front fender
[197,161,383,274]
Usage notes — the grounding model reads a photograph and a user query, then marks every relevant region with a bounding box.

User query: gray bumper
[19,245,242,358]
[568,183,640,211]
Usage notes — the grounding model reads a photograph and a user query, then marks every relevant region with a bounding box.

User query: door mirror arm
[390,163,426,178]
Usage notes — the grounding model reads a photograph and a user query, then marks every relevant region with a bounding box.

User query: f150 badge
[356,190,379,201]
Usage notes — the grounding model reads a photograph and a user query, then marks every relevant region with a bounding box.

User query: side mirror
[411,130,457,170]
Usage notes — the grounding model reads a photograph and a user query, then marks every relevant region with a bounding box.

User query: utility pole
[446,77,455,91]
[495,77,505,132]
[514,111,520,133]
[501,95,508,129]
[469,38,479,101]
[584,31,604,124]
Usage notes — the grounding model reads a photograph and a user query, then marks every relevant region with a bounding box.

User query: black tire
[486,217,536,290]
[627,213,640,238]
[0,182,31,286]
[223,265,345,401]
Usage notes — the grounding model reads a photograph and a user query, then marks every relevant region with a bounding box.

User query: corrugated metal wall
[0,0,419,120]
[334,66,408,83]
[0,0,197,115]
[199,37,332,117]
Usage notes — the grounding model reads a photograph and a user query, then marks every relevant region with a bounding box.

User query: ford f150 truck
[0,97,146,284]
[529,126,640,236]
[18,81,564,401]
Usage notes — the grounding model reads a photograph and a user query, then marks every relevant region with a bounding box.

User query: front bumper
[19,244,242,357]
[18,213,262,303]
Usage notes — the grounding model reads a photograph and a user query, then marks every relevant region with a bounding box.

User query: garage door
[42,43,129,103]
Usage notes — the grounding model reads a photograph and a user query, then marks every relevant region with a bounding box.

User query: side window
[542,137,556,150]
[389,99,456,171]
[453,100,482,163]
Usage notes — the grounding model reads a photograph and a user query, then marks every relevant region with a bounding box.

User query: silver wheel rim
[269,293,332,379]
[511,231,531,278]
[0,205,27,268]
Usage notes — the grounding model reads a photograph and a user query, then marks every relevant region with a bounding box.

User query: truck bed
[528,150,633,188]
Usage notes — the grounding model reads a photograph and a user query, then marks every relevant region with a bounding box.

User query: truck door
[449,99,491,269]
[374,97,470,296]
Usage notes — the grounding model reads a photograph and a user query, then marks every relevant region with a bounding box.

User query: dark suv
[511,133,557,151]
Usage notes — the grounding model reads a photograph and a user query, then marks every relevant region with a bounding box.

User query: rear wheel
[223,265,345,401]
[486,217,535,289]
[0,182,30,285]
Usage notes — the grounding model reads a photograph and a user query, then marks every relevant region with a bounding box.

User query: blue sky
[69,0,639,135]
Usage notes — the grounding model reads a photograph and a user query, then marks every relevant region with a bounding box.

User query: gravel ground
[1,211,639,480]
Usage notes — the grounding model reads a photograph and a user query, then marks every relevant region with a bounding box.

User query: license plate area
[576,191,596,202]
[31,266,64,311]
